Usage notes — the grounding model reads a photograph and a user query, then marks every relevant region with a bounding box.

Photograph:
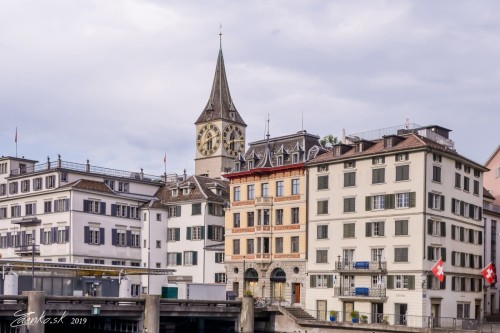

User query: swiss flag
[431,258,445,282]
[482,262,496,284]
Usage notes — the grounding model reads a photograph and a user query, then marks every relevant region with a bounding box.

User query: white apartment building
[306,124,487,327]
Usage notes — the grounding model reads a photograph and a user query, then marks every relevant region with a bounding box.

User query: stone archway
[270,268,286,301]
[244,268,259,297]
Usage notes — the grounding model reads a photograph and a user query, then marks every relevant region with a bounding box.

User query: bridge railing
[160,298,242,307]
[0,295,28,304]
[45,296,145,305]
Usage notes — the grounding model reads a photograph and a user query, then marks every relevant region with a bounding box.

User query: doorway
[270,268,286,301]
[344,302,354,322]
[291,283,300,304]
[372,303,383,323]
[395,303,407,325]
[233,282,239,297]
[317,300,327,321]
[431,303,441,327]
[491,294,496,314]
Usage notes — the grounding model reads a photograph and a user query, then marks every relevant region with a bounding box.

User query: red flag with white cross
[431,258,444,282]
[482,262,496,284]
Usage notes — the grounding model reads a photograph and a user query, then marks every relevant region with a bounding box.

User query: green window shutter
[387,276,394,289]
[366,223,372,237]
[440,222,446,237]
[380,222,385,236]
[365,196,371,211]
[207,225,213,240]
[409,192,416,207]
[186,227,192,240]
[427,219,433,235]
[176,253,182,265]
[407,275,415,290]
[451,251,456,266]
[327,275,333,288]
[310,275,316,288]
[385,194,394,209]
[441,247,446,262]
[176,206,181,217]
[193,252,198,265]
[175,228,180,241]
[201,226,205,239]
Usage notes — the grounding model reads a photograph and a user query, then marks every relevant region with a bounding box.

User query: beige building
[306,124,487,326]
[224,131,325,306]
[484,146,500,205]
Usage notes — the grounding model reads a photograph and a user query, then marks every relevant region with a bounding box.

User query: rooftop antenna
[405,116,410,129]
[266,114,270,140]
[219,23,223,49]
[301,110,304,131]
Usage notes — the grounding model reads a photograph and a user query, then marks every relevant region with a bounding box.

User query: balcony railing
[255,197,273,205]
[334,287,386,298]
[14,244,40,255]
[335,260,387,272]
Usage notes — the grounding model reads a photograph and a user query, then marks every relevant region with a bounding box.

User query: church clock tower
[195,37,246,178]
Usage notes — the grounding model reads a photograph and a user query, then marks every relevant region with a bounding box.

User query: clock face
[197,123,221,156]
[223,124,245,157]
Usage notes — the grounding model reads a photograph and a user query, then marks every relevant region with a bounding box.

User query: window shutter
[207,225,213,240]
[479,256,483,268]
[366,223,372,237]
[193,252,198,265]
[479,208,482,220]
[460,253,465,267]
[20,231,26,246]
[440,222,446,237]
[385,194,395,209]
[427,275,432,289]
[186,227,192,240]
[469,205,474,218]
[40,228,44,244]
[380,222,385,236]
[100,202,106,215]
[327,275,333,288]
[126,230,132,246]
[478,278,483,292]
[440,196,445,211]
[451,225,455,240]
[460,201,465,216]
[451,198,456,214]
[310,275,316,288]
[99,228,105,245]
[175,228,180,241]
[176,253,182,265]
[176,206,181,217]
[460,227,464,241]
[396,165,402,180]
[469,229,474,244]
[427,246,432,260]
[65,226,70,242]
[111,229,117,246]
[451,251,456,266]
[428,193,432,208]
[409,192,416,208]
[441,248,446,262]
[408,276,415,290]
[127,206,131,218]
[440,276,446,290]
[469,254,474,268]
[111,204,117,216]
[452,277,456,291]
[365,197,371,211]
[7,232,11,247]
[84,226,90,243]
[52,227,57,244]
[427,220,433,235]
[479,231,483,245]
[83,200,89,212]
[387,276,394,289]
[201,226,205,240]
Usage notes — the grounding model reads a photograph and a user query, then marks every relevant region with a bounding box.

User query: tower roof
[195,43,246,126]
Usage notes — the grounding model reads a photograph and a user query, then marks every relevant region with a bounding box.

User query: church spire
[195,35,246,126]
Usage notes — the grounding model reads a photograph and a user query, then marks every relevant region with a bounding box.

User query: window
[316,250,328,263]
[247,185,255,200]
[247,212,254,227]
[395,220,409,236]
[261,183,269,197]
[457,303,470,319]
[275,237,283,253]
[394,248,409,262]
[0,207,6,219]
[343,197,355,213]
[215,273,227,284]
[215,253,225,263]
[233,239,240,255]
[54,199,69,212]
[343,223,355,238]
[455,161,462,170]
[168,206,181,217]
[318,165,329,172]
[46,176,56,189]
[263,209,270,225]
[388,275,415,290]
[395,165,409,181]
[43,229,53,245]
[433,154,442,162]
[208,203,224,216]
[317,176,329,190]
[276,181,284,197]
[25,203,36,216]
[275,209,283,225]
[473,180,479,195]
[427,246,446,261]
[366,221,385,237]
[310,275,334,288]
[291,207,299,224]
[372,168,385,184]
[104,179,115,190]
[113,204,128,217]
[0,184,5,196]
[246,239,254,254]
[25,233,34,246]
[87,227,101,245]
[57,227,68,243]
[371,248,384,262]
[21,180,30,193]
[33,178,42,191]
[291,236,299,253]
[463,177,470,192]
[428,193,445,210]
[167,253,181,266]
[117,182,129,193]
[372,156,385,165]
[191,203,202,215]
[276,155,283,166]
[86,200,101,214]
[190,226,203,240]
[291,153,299,163]
[9,182,18,194]
[344,172,356,187]
[183,251,197,265]
[131,231,140,247]
[344,161,356,168]
[167,228,180,242]
[291,179,300,195]
[209,226,224,241]
[396,193,410,208]
[372,195,385,210]
[317,225,328,239]
[234,186,241,201]
[396,153,409,161]
[0,234,7,248]
[432,166,441,182]
[248,160,254,169]
[11,205,21,217]
[317,200,328,214]
[455,173,461,188]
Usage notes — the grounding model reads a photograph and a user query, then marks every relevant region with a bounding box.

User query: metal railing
[335,260,387,271]
[14,245,40,254]
[333,287,386,297]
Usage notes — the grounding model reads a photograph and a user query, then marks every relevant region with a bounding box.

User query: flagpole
[163,153,167,182]
[15,127,18,158]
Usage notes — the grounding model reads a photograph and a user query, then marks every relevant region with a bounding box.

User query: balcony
[334,287,386,298]
[255,197,273,206]
[14,244,40,256]
[335,260,387,273]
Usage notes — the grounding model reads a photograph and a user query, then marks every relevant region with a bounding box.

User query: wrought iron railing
[334,287,386,297]
[335,260,387,271]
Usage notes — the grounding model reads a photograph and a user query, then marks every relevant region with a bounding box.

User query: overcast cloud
[0,0,499,177]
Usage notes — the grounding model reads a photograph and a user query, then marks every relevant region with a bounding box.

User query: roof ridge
[192,175,208,200]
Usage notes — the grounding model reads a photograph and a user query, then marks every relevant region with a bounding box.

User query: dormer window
[344,161,356,169]
[395,153,409,162]
[292,153,300,164]
[334,146,342,157]
[355,142,363,153]
[235,162,241,172]
[248,160,254,170]
[171,189,178,197]
[384,137,393,148]
[318,165,329,172]
[277,156,284,166]
[183,188,190,195]
[372,156,385,165]
[229,111,235,120]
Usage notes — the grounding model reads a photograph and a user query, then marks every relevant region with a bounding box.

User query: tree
[320,134,338,147]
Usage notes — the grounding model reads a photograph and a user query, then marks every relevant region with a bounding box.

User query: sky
[0,0,499,177]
